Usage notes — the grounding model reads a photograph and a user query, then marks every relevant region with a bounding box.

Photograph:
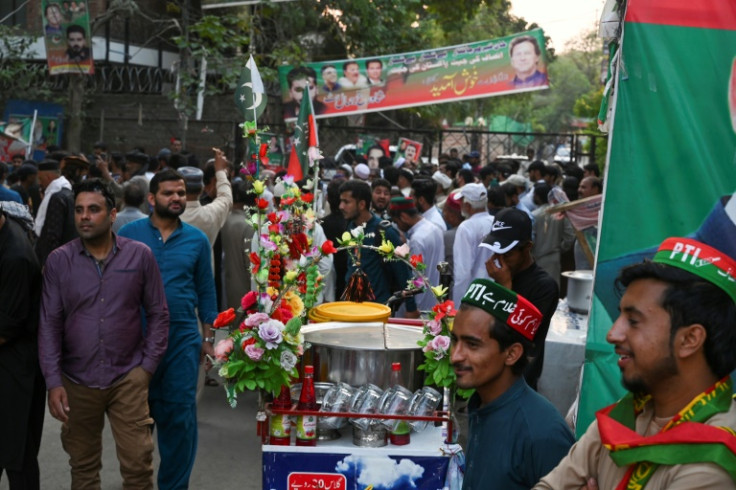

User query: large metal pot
[301,322,425,391]
[562,270,594,314]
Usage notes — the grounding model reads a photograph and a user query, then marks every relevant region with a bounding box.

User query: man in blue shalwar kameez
[120,169,217,490]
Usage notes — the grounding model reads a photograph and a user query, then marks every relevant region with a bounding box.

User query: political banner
[42,0,94,75]
[577,0,736,436]
[278,29,549,121]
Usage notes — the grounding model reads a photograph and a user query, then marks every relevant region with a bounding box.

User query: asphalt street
[0,376,263,490]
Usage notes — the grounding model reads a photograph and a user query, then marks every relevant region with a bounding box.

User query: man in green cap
[535,237,736,489]
[451,278,574,490]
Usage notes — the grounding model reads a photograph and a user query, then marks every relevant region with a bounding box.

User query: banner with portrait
[576,0,736,436]
[41,0,94,75]
[277,29,549,121]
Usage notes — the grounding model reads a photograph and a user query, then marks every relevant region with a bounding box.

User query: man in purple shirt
[38,179,169,489]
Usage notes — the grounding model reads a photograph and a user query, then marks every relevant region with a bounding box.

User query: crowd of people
[1,137,735,490]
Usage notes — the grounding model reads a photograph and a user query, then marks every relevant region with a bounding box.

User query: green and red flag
[286,87,318,181]
[234,54,267,122]
[578,0,736,436]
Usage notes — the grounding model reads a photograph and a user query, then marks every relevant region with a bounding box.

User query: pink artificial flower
[244,344,264,361]
[245,312,270,328]
[427,319,442,336]
[214,338,234,362]
[430,335,451,354]
[395,243,411,258]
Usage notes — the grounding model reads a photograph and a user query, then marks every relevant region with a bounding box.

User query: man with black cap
[35,156,89,266]
[452,182,494,302]
[535,238,736,489]
[452,278,574,490]
[482,207,559,390]
[122,151,150,183]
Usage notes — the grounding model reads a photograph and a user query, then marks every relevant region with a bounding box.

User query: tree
[0,26,55,112]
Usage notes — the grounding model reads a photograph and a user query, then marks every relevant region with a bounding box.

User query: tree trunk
[66,74,85,153]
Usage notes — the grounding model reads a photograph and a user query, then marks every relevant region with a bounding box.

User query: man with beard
[118,169,217,489]
[535,237,736,489]
[339,180,418,317]
[370,178,391,220]
[65,24,90,62]
[38,179,169,489]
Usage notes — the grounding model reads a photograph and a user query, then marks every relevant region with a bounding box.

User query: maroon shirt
[38,235,169,389]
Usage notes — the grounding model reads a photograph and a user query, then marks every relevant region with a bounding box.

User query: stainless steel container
[302,322,425,391]
[562,270,594,314]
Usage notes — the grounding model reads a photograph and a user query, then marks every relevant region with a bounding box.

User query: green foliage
[0,26,55,107]
[170,15,251,117]
[574,86,608,169]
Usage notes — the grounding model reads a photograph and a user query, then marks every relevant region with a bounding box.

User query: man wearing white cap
[452,183,494,302]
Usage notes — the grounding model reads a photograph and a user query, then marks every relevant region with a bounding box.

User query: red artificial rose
[432,300,457,321]
[267,212,280,224]
[321,240,337,255]
[256,198,269,210]
[238,321,248,333]
[281,197,296,206]
[410,254,423,268]
[301,192,314,203]
[213,308,236,329]
[241,291,258,311]
[271,307,293,323]
[259,143,268,158]
[249,252,261,274]
[268,223,280,234]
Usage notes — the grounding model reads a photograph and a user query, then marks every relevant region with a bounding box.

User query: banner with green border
[277,29,549,121]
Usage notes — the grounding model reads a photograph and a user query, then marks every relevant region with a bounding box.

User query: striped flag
[286,86,318,181]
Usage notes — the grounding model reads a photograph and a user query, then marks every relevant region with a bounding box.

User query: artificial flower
[283,270,298,283]
[241,291,258,310]
[280,350,298,371]
[378,239,395,255]
[394,243,411,258]
[412,276,424,289]
[429,335,451,358]
[258,320,284,349]
[283,291,305,317]
[252,180,265,195]
[301,192,314,203]
[267,212,280,224]
[283,331,304,347]
[321,240,337,255]
[213,308,236,329]
[256,198,269,210]
[249,253,261,274]
[431,285,449,299]
[214,338,234,362]
[244,344,264,361]
[410,254,423,268]
[245,312,270,327]
[260,235,278,252]
[350,225,365,238]
[432,300,457,321]
[427,319,443,336]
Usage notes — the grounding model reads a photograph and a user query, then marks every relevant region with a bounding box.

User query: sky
[510,0,607,52]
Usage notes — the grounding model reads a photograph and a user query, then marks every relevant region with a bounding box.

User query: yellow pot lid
[311,301,391,322]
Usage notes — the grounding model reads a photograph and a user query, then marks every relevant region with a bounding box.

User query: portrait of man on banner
[42,0,94,75]
[394,137,423,170]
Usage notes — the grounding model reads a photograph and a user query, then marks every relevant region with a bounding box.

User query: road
[0,378,263,490]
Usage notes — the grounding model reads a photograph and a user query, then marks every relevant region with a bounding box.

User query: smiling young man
[452,278,574,490]
[38,179,169,489]
[534,237,736,489]
[119,169,217,489]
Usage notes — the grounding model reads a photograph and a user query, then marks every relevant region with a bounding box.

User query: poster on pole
[278,29,549,121]
[41,0,95,75]
[577,0,736,436]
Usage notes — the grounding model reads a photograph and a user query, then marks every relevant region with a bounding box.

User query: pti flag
[234,55,267,121]
[576,0,736,436]
[287,90,318,181]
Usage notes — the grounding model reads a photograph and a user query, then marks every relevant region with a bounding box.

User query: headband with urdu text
[461,279,542,341]
[653,237,736,304]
